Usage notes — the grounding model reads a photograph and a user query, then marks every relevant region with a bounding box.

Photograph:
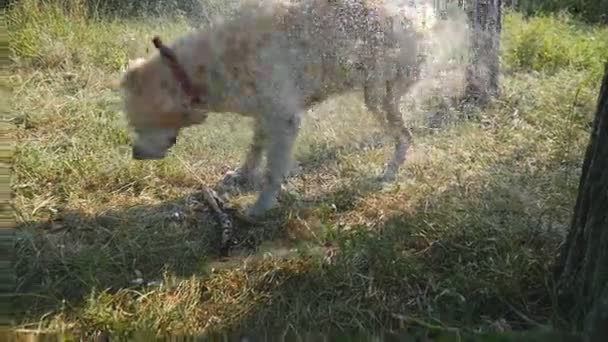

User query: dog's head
[120,36,209,160]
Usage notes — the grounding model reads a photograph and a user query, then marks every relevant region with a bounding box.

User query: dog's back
[275,0,420,104]
[195,0,421,107]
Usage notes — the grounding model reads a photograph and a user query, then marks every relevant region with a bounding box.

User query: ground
[6,0,608,339]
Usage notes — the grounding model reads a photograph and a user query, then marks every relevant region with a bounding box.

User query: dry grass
[6,0,608,340]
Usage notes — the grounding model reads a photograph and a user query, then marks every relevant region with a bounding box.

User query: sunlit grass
[7,0,605,338]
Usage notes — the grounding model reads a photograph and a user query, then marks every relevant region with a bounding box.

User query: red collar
[152,36,204,106]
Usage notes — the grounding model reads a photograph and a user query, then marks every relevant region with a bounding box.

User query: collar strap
[152,36,204,106]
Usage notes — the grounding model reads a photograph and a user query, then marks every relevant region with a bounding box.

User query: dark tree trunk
[465,0,502,104]
[554,63,608,342]
[0,124,16,326]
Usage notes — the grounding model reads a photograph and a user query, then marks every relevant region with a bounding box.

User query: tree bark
[464,0,502,104]
[554,63,608,342]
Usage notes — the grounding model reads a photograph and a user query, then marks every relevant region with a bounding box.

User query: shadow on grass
[11,139,382,315]
[13,136,566,338]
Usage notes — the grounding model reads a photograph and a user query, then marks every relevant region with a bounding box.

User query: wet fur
[120,0,423,216]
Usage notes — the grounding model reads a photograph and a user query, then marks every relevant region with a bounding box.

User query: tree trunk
[465,0,502,104]
[0,117,16,326]
[554,63,608,342]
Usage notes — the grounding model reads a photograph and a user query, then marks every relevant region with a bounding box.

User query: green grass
[7,0,608,339]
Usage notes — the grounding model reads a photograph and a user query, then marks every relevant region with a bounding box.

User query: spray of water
[122,0,474,169]
[392,0,471,126]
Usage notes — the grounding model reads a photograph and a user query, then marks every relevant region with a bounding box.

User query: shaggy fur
[120,0,424,217]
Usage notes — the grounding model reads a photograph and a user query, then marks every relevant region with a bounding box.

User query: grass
[6,0,608,339]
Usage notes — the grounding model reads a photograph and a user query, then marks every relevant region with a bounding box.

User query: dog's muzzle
[132,145,164,160]
[131,134,177,160]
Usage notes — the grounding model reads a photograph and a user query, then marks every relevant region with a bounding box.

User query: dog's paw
[219,168,260,192]
[378,165,399,183]
[220,169,243,187]
[246,203,269,218]
[246,195,277,218]
[378,172,396,183]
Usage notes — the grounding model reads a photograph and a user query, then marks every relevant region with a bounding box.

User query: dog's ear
[120,65,143,93]
[120,58,147,90]
[152,36,176,65]
[128,57,146,69]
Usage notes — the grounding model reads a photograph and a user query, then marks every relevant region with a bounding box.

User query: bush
[502,12,608,81]
[516,0,608,24]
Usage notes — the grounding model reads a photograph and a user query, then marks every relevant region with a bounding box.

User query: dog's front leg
[247,112,301,217]
[221,120,267,191]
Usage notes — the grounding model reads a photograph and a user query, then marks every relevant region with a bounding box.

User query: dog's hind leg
[364,66,412,182]
[363,76,388,128]
[380,75,413,182]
